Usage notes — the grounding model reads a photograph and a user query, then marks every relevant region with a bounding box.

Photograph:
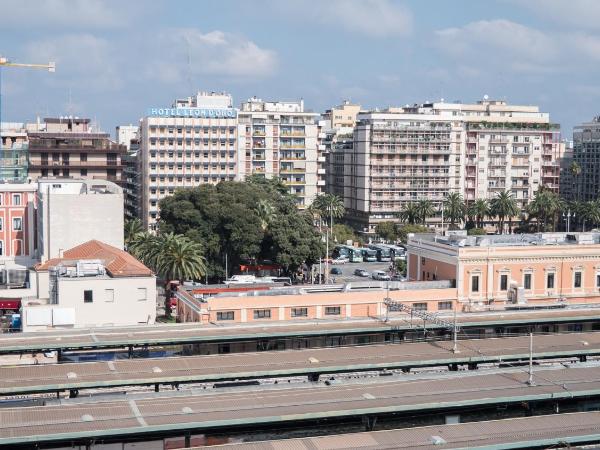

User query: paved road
[2,331,600,395]
[326,261,394,282]
[3,364,600,446]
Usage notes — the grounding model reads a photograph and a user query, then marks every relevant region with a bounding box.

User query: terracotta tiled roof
[35,240,152,278]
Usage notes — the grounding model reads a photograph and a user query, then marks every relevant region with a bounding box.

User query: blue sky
[2,0,600,137]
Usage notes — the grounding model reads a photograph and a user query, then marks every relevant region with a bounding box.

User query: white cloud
[24,34,122,91]
[148,29,277,82]
[2,0,130,28]
[434,19,600,74]
[276,0,412,37]
[509,0,600,31]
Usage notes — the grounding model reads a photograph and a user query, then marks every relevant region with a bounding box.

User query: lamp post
[563,209,575,233]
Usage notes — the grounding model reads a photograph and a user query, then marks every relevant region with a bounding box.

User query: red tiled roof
[35,240,152,278]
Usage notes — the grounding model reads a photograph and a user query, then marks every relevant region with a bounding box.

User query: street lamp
[563,209,575,233]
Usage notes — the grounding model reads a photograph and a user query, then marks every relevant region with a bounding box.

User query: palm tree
[579,200,600,231]
[313,194,345,229]
[127,231,157,263]
[124,218,144,247]
[527,188,563,232]
[254,199,277,232]
[468,199,490,229]
[154,233,206,318]
[397,202,420,225]
[416,199,436,225]
[570,161,582,202]
[490,191,519,234]
[443,193,465,229]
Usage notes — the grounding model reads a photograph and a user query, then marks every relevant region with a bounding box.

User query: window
[500,274,508,291]
[217,311,234,321]
[574,271,582,288]
[596,274,600,288]
[253,309,271,319]
[80,169,87,176]
[12,194,20,206]
[80,153,87,162]
[291,307,308,317]
[524,273,532,290]
[325,306,341,315]
[104,289,114,303]
[413,303,428,311]
[471,275,480,293]
[12,218,22,231]
[84,290,93,303]
[0,218,3,231]
[137,287,147,301]
[547,273,555,289]
[438,301,452,311]
[0,241,3,256]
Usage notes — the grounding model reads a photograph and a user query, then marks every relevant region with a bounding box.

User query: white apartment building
[116,124,139,151]
[331,99,563,234]
[139,92,242,229]
[37,179,124,261]
[238,97,319,207]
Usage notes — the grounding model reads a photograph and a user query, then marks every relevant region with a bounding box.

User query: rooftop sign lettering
[147,108,237,118]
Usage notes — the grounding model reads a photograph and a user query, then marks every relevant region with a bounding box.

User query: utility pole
[527,332,535,386]
[452,307,460,354]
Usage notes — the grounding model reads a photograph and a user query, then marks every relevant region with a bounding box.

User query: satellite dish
[483,94,489,100]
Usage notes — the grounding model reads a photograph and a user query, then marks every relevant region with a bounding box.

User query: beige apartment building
[329,99,563,234]
[238,97,319,207]
[138,92,241,229]
[27,117,125,186]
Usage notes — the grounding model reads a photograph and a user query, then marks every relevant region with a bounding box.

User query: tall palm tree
[490,190,519,234]
[127,231,157,263]
[254,199,277,232]
[154,233,206,318]
[570,161,582,202]
[527,188,562,232]
[397,202,420,225]
[124,218,144,247]
[580,200,600,231]
[313,193,345,229]
[443,193,465,229]
[469,199,490,229]
[416,199,436,225]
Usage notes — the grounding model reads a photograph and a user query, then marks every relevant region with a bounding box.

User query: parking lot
[322,261,396,283]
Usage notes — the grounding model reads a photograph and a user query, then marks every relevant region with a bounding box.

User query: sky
[2,0,600,138]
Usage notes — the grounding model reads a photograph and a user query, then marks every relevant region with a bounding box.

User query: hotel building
[330,99,563,234]
[138,92,241,230]
[238,97,319,207]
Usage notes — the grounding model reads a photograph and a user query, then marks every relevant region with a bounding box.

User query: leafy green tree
[395,259,407,276]
[490,190,519,234]
[397,203,420,225]
[416,199,436,225]
[375,221,398,242]
[467,228,486,236]
[332,223,357,246]
[397,224,432,243]
[254,199,277,232]
[443,193,465,228]
[124,218,144,247]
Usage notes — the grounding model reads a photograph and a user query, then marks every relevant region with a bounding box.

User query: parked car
[330,267,343,275]
[371,270,391,281]
[391,274,407,282]
[354,268,370,277]
[332,257,349,264]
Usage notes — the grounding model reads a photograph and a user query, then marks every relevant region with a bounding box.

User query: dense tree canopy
[158,179,325,279]
[375,221,398,242]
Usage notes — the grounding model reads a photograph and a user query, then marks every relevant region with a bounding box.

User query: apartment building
[27,117,126,186]
[116,124,139,151]
[139,92,241,229]
[571,117,600,202]
[0,122,28,182]
[332,99,563,234]
[0,184,37,264]
[238,97,319,207]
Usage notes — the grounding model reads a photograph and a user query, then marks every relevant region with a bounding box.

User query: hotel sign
[147,107,237,118]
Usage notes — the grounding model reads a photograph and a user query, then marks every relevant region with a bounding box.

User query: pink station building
[176,232,600,325]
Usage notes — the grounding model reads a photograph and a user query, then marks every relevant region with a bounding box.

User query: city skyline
[2,0,600,136]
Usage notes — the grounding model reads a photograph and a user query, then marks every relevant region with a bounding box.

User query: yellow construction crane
[0,56,55,180]
[0,57,55,72]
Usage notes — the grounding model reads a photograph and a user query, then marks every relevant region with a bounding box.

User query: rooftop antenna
[184,35,193,94]
[66,87,75,117]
